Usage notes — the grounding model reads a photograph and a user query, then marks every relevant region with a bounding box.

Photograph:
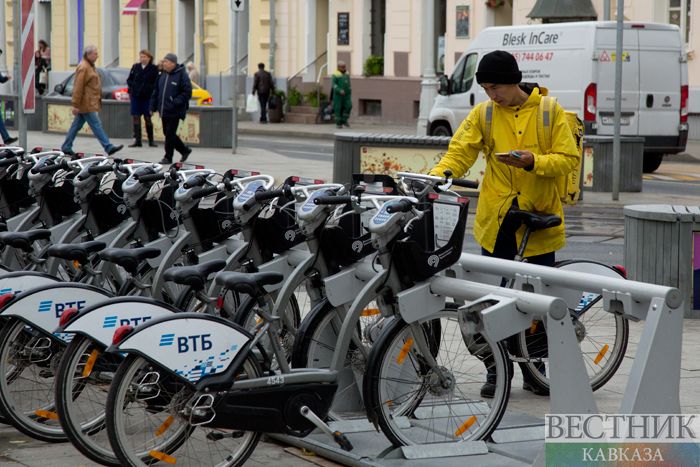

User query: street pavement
[1,125,699,466]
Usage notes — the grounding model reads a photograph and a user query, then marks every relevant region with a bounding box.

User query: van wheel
[643,153,663,173]
[430,123,452,137]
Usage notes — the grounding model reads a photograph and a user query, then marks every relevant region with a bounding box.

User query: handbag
[246,94,259,113]
[39,68,49,85]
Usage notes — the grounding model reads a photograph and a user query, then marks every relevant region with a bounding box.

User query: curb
[238,127,338,141]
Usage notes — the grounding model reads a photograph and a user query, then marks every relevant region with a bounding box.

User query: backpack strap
[480,100,495,152]
[537,96,557,152]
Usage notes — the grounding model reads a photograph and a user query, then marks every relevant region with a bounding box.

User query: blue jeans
[0,113,11,141]
[61,112,114,152]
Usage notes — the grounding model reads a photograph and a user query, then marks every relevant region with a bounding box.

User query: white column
[304,0,317,82]
[416,0,436,135]
[0,3,7,74]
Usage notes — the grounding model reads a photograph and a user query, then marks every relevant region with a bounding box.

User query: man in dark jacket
[127,49,159,147]
[150,53,192,164]
[252,63,274,123]
[0,66,17,144]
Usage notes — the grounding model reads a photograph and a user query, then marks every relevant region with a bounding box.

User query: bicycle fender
[0,271,61,299]
[111,312,252,384]
[0,283,112,341]
[61,297,179,347]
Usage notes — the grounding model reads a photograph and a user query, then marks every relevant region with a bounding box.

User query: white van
[427,21,688,173]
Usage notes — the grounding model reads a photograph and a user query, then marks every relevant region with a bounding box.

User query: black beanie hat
[476,50,522,85]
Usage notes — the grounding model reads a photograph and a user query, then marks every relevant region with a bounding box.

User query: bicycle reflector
[0,293,14,308]
[112,325,135,345]
[613,264,627,278]
[58,307,80,327]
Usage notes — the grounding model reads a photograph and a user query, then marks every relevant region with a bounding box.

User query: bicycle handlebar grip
[0,156,19,168]
[254,188,286,202]
[32,160,68,174]
[386,199,414,214]
[87,164,115,175]
[136,172,166,183]
[191,185,220,200]
[183,175,206,189]
[451,178,479,189]
[313,195,351,205]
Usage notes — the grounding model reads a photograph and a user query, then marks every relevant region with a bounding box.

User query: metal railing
[219,54,248,105]
[286,51,327,87]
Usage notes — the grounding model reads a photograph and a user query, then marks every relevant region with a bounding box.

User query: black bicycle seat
[507,209,562,231]
[0,229,52,251]
[214,271,284,297]
[99,247,161,274]
[47,240,106,264]
[163,260,227,291]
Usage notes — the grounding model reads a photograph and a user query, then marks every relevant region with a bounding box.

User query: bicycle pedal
[333,431,353,451]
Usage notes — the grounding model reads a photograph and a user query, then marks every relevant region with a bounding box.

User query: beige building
[1,0,696,124]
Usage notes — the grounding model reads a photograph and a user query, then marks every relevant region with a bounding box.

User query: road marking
[284,149,332,157]
[644,173,700,182]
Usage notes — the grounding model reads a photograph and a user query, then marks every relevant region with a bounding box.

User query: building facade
[0,0,696,124]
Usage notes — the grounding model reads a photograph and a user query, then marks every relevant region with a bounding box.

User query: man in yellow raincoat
[430,50,580,397]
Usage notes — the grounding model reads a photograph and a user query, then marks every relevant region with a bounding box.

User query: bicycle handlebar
[0,156,19,168]
[451,179,480,189]
[87,164,115,175]
[183,175,207,189]
[314,195,351,205]
[254,188,287,202]
[31,160,68,174]
[136,172,166,183]
[386,199,414,213]
[191,185,220,200]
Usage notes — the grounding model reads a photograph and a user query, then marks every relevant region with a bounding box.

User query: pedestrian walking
[186,62,200,85]
[127,49,159,147]
[0,67,17,145]
[34,39,51,96]
[60,45,123,156]
[331,61,352,128]
[252,63,274,123]
[150,53,192,164]
[429,50,580,397]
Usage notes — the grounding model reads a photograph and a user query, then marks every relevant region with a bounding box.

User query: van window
[451,53,477,94]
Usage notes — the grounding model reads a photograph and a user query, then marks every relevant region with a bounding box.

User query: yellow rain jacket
[431,87,579,257]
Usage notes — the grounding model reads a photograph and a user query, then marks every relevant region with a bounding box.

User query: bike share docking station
[272,251,684,466]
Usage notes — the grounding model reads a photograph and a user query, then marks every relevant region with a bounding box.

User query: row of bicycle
[0,145,628,466]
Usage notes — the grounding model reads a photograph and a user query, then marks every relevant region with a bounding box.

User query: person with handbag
[252,63,274,123]
[34,40,51,96]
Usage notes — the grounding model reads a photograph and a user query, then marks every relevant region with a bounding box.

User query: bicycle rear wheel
[106,354,262,466]
[364,309,510,446]
[515,260,629,393]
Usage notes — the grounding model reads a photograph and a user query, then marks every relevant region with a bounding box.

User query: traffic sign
[232,0,245,12]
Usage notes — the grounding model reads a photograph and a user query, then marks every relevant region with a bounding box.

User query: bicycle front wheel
[364,309,510,446]
[515,260,629,393]
[54,335,123,466]
[106,354,262,466]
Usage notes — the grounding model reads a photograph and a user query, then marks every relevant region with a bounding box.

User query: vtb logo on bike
[37,300,87,318]
[103,315,153,328]
[159,332,213,353]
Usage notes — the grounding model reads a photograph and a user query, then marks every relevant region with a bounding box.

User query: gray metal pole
[199,0,206,89]
[231,6,238,154]
[269,0,275,74]
[612,1,624,200]
[603,0,610,21]
[416,0,437,135]
[14,2,26,149]
[0,3,7,73]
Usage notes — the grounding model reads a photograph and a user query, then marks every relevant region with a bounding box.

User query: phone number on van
[511,52,554,62]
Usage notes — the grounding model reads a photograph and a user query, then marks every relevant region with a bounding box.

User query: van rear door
[636,27,682,138]
[594,26,640,135]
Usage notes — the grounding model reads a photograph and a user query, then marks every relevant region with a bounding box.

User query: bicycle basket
[140,182,178,239]
[320,206,375,272]
[253,194,305,259]
[44,175,81,222]
[392,195,469,283]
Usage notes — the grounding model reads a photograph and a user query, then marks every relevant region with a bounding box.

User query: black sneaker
[62,149,76,156]
[480,381,496,398]
[107,144,124,156]
[3,136,17,145]
[159,158,172,165]
[522,380,549,396]
[128,141,142,148]
[148,141,158,147]
[180,146,192,162]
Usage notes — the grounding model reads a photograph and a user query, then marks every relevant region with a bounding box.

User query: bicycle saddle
[214,271,284,297]
[163,260,227,291]
[507,209,562,231]
[99,247,161,274]
[0,229,52,251]
[47,240,106,264]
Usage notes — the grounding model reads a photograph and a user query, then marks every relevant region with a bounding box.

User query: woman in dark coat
[127,49,159,147]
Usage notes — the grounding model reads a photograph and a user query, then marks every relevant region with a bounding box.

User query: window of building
[69,0,85,65]
[360,99,382,116]
[140,0,157,54]
[370,0,386,57]
[668,0,692,43]
[102,0,120,67]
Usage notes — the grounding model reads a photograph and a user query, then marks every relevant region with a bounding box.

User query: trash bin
[582,136,644,192]
[624,204,700,318]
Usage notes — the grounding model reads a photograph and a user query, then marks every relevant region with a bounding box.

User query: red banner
[21,0,35,114]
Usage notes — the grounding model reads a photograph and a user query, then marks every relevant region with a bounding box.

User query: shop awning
[122,0,146,15]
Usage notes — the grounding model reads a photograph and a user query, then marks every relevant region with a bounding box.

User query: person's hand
[339,89,346,96]
[72,107,79,116]
[497,150,534,169]
[3,73,10,80]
